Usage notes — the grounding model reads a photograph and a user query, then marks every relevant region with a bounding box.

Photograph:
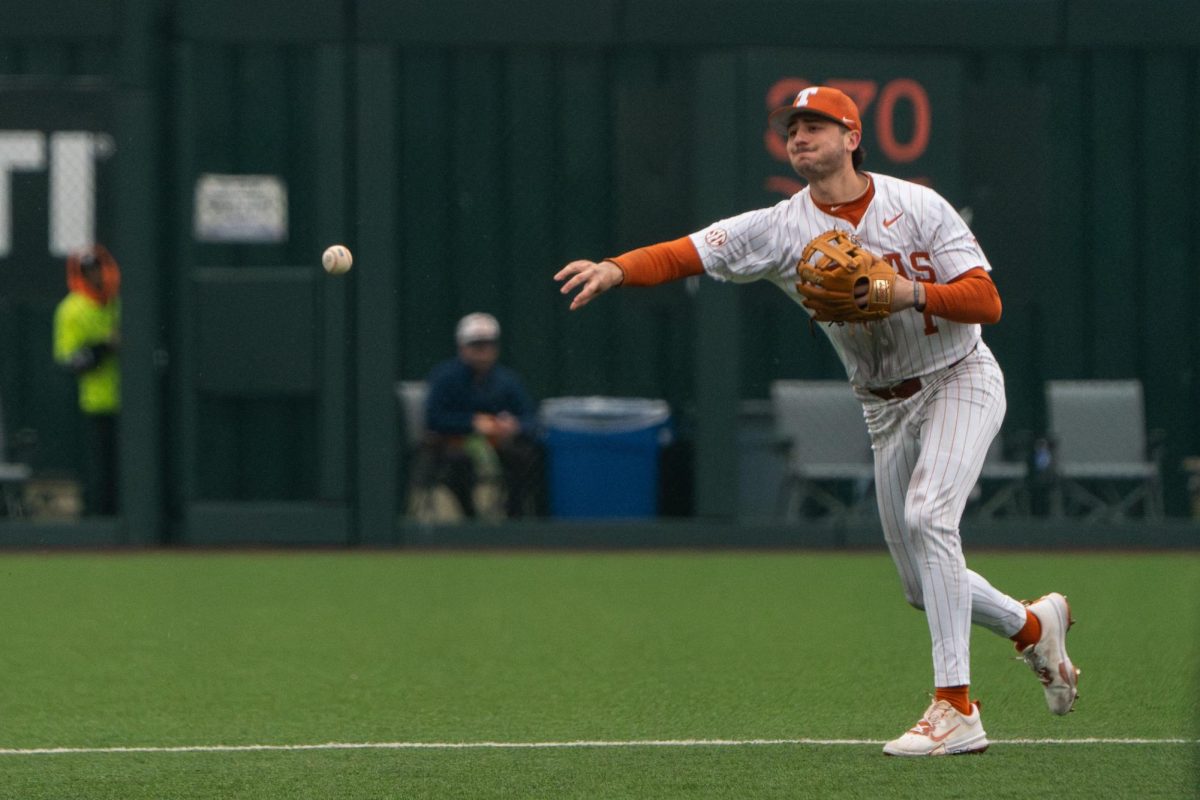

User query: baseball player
[555,86,1078,756]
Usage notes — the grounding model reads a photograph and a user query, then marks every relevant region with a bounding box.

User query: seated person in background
[422,312,542,518]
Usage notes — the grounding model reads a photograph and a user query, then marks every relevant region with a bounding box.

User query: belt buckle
[870,382,897,400]
[872,377,918,400]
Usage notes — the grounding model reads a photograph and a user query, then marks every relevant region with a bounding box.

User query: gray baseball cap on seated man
[455,312,501,346]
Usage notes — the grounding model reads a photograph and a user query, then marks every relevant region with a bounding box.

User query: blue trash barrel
[540,397,671,519]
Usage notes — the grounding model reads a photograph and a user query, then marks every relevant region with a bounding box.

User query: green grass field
[0,549,1196,799]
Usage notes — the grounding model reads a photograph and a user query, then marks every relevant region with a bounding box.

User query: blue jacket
[424,358,537,436]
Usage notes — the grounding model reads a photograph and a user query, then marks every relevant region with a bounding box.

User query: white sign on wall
[193,173,288,243]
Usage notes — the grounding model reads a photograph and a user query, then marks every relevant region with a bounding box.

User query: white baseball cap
[455,312,501,345]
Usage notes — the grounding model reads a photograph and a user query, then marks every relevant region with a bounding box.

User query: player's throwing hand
[555,259,624,310]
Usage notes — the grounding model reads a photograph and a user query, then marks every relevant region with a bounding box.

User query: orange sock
[1011,608,1043,652]
[934,685,972,715]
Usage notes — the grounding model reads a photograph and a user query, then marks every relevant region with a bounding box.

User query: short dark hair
[852,146,866,169]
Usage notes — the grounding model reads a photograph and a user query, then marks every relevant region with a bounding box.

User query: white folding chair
[395,381,444,520]
[395,380,505,522]
[770,380,875,521]
[1045,380,1164,521]
[396,380,428,451]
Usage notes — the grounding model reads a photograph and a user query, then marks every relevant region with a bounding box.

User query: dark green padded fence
[0,0,1197,544]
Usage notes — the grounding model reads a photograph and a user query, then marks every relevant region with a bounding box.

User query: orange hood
[66,244,120,304]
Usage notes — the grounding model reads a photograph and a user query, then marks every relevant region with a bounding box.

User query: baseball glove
[796,229,895,323]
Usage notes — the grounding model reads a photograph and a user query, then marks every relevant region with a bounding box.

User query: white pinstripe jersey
[690,172,989,388]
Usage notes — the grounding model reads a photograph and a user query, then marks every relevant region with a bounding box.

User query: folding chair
[396,380,428,452]
[396,380,505,522]
[395,381,444,520]
[0,394,31,517]
[770,380,875,521]
[1045,380,1164,521]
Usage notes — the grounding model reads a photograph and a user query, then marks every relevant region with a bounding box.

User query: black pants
[417,435,544,518]
[84,413,118,515]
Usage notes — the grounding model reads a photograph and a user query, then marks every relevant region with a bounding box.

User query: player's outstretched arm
[557,238,704,310]
[555,259,624,311]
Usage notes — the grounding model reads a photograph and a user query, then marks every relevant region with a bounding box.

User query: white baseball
[322,244,353,274]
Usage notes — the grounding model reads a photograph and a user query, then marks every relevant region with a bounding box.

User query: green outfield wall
[0,0,1198,545]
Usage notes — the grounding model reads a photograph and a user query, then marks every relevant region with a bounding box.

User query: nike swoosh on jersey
[883,212,904,228]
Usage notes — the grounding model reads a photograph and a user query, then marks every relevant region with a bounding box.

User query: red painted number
[875,79,931,164]
[764,77,933,195]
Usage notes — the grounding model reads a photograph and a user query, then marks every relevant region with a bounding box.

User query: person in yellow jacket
[53,244,121,515]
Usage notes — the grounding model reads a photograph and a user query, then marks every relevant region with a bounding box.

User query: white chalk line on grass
[1,737,1197,756]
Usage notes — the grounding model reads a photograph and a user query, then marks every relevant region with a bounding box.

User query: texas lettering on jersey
[690,172,985,387]
[882,250,938,335]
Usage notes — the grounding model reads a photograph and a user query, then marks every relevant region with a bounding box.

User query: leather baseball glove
[796,229,895,323]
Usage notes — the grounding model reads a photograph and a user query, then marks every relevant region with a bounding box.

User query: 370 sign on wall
[0,130,114,258]
[763,77,934,197]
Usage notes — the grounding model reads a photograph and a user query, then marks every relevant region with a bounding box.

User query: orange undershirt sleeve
[608,237,704,286]
[922,268,1002,324]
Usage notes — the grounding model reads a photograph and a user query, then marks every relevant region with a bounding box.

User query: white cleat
[882,699,989,757]
[1020,592,1080,715]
